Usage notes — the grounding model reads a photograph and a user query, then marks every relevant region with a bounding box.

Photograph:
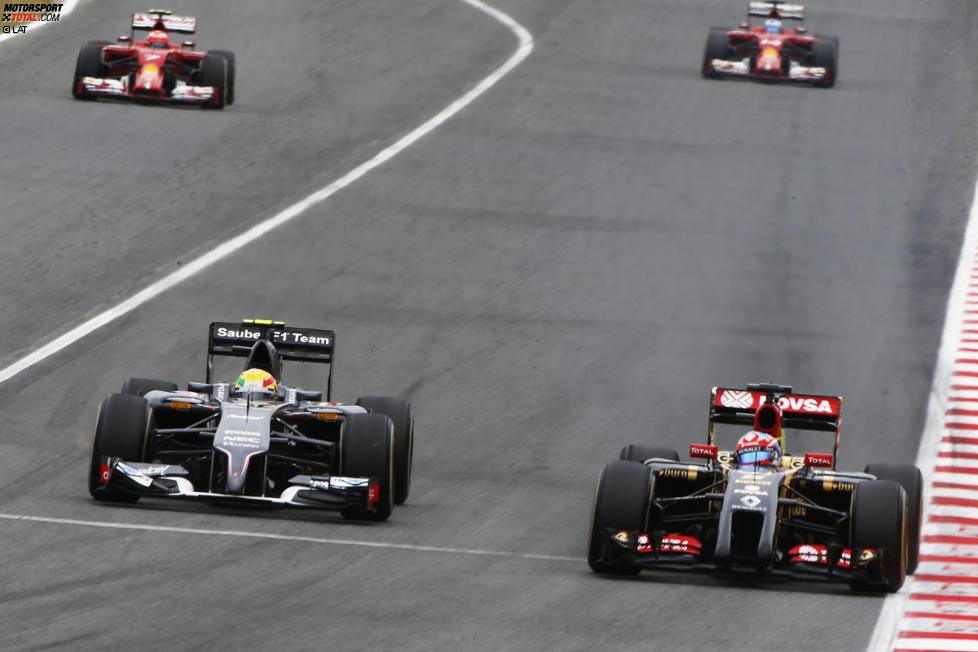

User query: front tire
[198,54,227,109]
[340,413,395,521]
[810,37,838,88]
[702,28,731,78]
[849,480,907,592]
[72,43,104,100]
[865,463,923,574]
[619,445,679,463]
[587,460,653,575]
[121,378,178,397]
[356,396,414,505]
[88,393,152,502]
[209,49,236,105]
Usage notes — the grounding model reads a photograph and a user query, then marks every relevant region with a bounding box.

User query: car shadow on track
[584,567,887,597]
[85,497,396,527]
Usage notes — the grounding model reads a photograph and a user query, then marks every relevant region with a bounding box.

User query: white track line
[0,0,533,385]
[865,172,978,649]
[0,512,580,562]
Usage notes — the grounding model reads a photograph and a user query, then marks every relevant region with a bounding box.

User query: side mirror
[804,453,833,468]
[739,22,750,29]
[117,35,130,42]
[182,40,195,50]
[795,26,807,34]
[690,443,718,459]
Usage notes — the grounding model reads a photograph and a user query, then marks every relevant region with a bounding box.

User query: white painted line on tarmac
[0,0,533,385]
[0,512,580,563]
[866,173,978,652]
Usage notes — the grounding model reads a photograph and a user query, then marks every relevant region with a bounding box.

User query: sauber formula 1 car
[88,320,415,522]
[702,1,838,87]
[587,383,923,592]
[72,9,235,108]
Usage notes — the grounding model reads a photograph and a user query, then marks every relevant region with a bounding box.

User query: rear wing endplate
[131,11,198,33]
[748,1,805,20]
[207,320,335,398]
[708,384,842,468]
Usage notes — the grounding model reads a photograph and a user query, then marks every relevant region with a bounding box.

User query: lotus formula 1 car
[587,383,922,592]
[72,9,235,108]
[702,1,838,87]
[88,320,415,522]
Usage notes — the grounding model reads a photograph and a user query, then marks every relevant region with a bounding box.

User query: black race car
[88,320,414,521]
[587,383,922,592]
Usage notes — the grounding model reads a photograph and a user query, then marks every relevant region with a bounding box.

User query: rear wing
[206,320,335,398]
[131,10,197,33]
[708,383,842,468]
[748,1,805,20]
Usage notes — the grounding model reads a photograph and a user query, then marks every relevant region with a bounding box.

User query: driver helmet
[735,431,782,469]
[147,30,170,48]
[234,368,278,401]
[764,17,783,34]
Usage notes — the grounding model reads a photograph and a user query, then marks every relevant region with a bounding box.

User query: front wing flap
[97,459,376,512]
[708,58,827,81]
[78,77,216,103]
[600,527,882,581]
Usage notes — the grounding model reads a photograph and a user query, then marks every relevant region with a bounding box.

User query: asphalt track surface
[0,0,976,650]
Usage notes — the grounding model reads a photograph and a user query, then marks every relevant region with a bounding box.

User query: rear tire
[587,460,652,575]
[849,480,907,592]
[702,28,731,78]
[356,397,414,505]
[121,378,178,397]
[198,54,227,109]
[619,445,679,463]
[865,463,923,574]
[88,393,152,502]
[72,43,104,99]
[340,413,395,521]
[810,38,838,88]
[209,49,236,105]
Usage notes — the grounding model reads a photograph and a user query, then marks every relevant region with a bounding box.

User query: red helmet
[147,30,169,48]
[735,431,782,469]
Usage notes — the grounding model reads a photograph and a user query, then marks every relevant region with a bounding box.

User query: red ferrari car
[72,10,235,108]
[702,1,838,87]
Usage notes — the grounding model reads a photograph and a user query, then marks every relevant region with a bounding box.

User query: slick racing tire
[356,396,414,505]
[865,463,923,574]
[849,480,907,593]
[198,54,228,109]
[702,28,731,78]
[208,49,236,105]
[340,413,395,522]
[89,393,153,502]
[809,37,838,88]
[587,460,653,575]
[121,378,179,397]
[72,43,104,100]
[619,445,679,463]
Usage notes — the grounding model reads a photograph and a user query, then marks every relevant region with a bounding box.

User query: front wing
[596,526,882,584]
[96,460,379,513]
[78,76,217,104]
[708,58,827,83]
